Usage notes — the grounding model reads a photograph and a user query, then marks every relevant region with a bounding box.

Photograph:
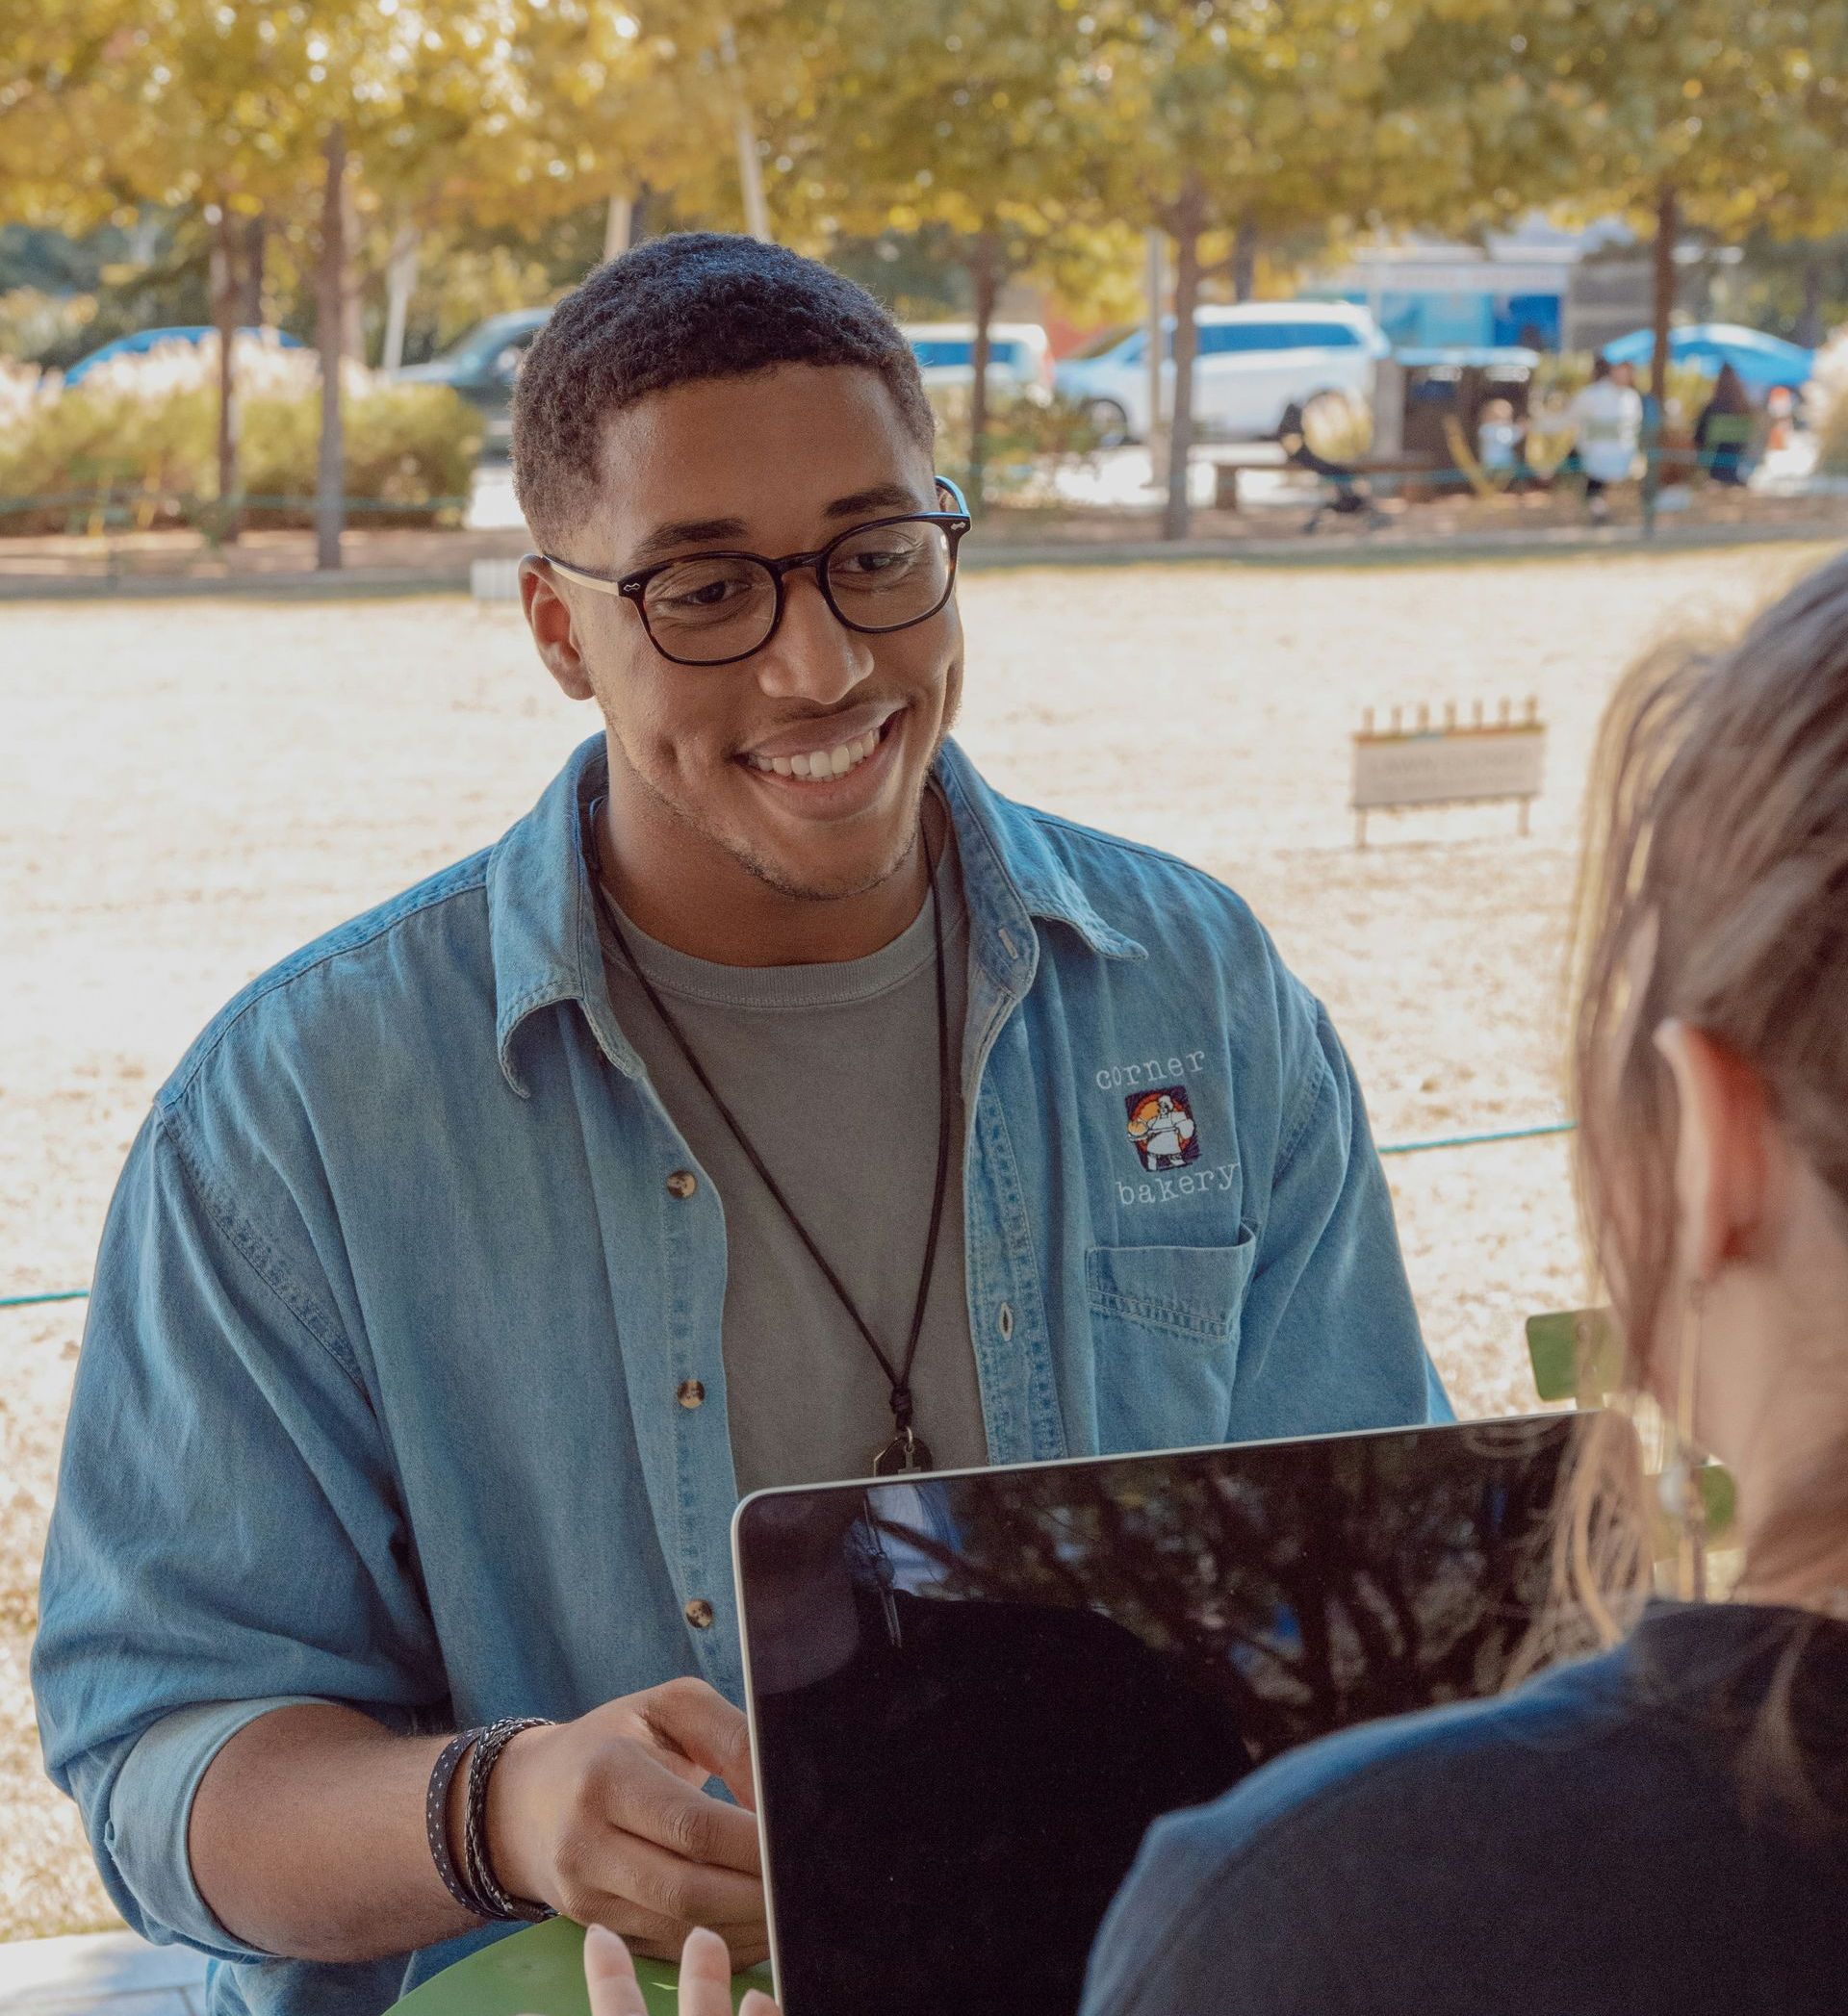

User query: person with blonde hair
[602,549,1848,2014]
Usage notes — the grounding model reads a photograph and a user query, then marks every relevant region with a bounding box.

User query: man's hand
[486,1678,768,1968]
[581,1925,780,2016]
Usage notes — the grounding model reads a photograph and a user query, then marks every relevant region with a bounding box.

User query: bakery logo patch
[1125,1086,1200,1172]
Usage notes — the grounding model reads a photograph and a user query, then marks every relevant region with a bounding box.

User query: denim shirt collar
[486,732,1144,1096]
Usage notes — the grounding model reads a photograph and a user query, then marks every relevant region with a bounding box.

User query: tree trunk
[341,165,366,362]
[241,214,266,325]
[719,21,770,241]
[211,205,242,546]
[1163,180,1205,543]
[1797,253,1824,349]
[603,192,633,263]
[1649,184,1677,408]
[382,219,418,371]
[316,124,347,573]
[1143,226,1167,491]
[966,227,1000,516]
[1644,182,1677,536]
[1231,219,1257,304]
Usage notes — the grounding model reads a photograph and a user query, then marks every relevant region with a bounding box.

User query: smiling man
[34,235,1446,2016]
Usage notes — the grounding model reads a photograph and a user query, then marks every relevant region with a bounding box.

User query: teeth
[747,727,881,780]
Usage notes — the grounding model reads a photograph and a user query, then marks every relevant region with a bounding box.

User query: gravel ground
[1,542,1835,1940]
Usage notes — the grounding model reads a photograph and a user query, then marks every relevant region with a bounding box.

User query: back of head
[1555,552,1848,1823]
[1590,355,1614,384]
[1574,552,1848,1393]
[1713,363,1751,413]
[511,233,935,549]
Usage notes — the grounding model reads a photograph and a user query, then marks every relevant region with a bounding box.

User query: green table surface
[387,1917,774,2016]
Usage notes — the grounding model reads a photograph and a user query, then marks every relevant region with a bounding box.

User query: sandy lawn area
[1,541,1835,1940]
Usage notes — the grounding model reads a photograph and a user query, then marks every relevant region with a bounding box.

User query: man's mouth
[740,706,901,784]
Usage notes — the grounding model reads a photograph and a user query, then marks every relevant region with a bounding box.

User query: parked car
[1054,302,1389,446]
[392,308,551,449]
[901,321,1053,396]
[62,325,304,386]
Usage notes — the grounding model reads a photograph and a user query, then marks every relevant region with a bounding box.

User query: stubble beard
[621,677,961,907]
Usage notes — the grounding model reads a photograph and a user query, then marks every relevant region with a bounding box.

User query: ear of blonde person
[563,1923,783,2016]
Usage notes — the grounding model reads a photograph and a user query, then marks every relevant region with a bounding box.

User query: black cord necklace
[594,806,954,1477]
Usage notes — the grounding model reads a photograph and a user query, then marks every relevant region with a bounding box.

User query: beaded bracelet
[462,1717,555,1923]
[425,1727,492,1919]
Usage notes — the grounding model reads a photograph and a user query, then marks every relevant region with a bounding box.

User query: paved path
[0,1931,209,2016]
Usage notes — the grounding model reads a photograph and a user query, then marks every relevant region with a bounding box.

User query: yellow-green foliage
[1812,330,1848,476]
[0,337,482,535]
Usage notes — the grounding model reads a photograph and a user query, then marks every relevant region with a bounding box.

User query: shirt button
[997,1301,1014,1340]
[666,1169,698,1200]
[684,1597,715,1629]
[677,1379,706,1409]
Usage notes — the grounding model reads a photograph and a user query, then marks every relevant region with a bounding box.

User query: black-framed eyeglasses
[535,475,972,667]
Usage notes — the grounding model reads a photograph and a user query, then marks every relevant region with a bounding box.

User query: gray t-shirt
[597,836,986,1497]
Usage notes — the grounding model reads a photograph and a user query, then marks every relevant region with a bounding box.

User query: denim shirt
[33,734,1447,2016]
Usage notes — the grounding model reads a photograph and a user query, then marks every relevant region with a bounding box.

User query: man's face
[526,364,962,906]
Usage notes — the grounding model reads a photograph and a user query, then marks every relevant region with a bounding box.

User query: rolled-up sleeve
[32,1101,445,1957]
[1231,996,1450,1438]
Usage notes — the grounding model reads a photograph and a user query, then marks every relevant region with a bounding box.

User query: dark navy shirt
[1082,1601,1848,2016]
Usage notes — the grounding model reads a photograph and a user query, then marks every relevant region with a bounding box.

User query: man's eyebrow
[823,483,931,521]
[626,516,752,568]
[623,485,932,571]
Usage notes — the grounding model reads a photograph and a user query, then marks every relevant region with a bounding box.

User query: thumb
[643,1685,758,1812]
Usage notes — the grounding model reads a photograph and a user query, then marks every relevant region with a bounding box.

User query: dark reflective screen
[737,1416,1596,2016]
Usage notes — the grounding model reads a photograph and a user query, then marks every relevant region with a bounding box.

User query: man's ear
[1653,1020,1775,1283]
[520,556,596,702]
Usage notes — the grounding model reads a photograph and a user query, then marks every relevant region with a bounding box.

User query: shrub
[929,385,1104,504]
[1812,328,1848,477]
[0,333,482,534]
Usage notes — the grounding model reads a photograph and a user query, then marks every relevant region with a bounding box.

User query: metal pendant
[871,1425,935,1476]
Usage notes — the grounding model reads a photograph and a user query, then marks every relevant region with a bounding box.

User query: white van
[902,321,1053,396]
[1054,302,1388,445]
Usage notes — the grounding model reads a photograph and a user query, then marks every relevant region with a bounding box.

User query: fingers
[599,1748,763,1878]
[680,1927,783,2016]
[639,1678,758,1811]
[582,1925,650,2016]
[738,1995,783,2016]
[575,1825,763,1936]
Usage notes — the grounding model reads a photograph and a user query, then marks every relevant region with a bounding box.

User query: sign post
[1351,699,1546,846]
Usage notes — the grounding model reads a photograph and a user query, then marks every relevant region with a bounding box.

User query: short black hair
[511,233,936,547]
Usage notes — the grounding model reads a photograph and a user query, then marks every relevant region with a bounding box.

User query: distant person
[1476,397,1524,484]
[1693,362,1755,487]
[597,550,1848,2016]
[1569,354,1643,522]
[32,233,1446,2016]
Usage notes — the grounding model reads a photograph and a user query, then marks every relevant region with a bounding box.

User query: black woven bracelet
[463,1717,555,1924]
[425,1728,492,1919]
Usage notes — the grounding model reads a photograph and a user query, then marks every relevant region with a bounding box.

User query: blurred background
[4,0,1848,562]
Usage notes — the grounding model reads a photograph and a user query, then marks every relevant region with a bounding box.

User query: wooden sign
[1351,698,1546,846]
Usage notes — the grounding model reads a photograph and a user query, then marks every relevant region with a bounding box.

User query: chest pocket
[1085,1237,1256,1447]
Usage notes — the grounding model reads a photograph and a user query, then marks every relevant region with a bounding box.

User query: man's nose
[752,568,874,705]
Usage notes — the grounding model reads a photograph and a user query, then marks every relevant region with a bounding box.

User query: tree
[776,0,1133,510]
[1081,0,1426,538]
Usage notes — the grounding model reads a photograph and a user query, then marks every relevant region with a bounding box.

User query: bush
[929,385,1104,504]
[0,333,482,535]
[1812,328,1848,477]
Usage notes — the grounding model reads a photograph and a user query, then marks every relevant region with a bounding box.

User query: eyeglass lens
[641,520,954,662]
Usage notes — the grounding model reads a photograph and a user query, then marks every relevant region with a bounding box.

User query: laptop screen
[733,1416,1599,2016]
